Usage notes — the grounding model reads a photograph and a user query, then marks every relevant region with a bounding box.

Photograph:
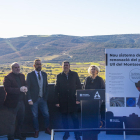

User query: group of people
[3,59,105,140]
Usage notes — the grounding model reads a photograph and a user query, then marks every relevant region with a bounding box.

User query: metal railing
[51,128,140,140]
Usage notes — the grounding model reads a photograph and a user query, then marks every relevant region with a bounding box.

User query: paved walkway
[1,131,140,140]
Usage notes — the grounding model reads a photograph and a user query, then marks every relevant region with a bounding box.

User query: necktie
[38,72,41,80]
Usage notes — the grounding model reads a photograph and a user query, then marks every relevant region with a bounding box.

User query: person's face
[12,63,20,74]
[90,66,98,76]
[62,62,70,73]
[34,61,42,71]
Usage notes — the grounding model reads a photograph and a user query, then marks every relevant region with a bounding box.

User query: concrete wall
[0,84,81,136]
[0,84,60,135]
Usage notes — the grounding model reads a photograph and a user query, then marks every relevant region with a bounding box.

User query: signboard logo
[94,91,101,99]
[110,119,120,122]
[80,94,90,97]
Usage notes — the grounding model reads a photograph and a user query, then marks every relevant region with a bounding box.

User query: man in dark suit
[26,59,51,138]
[3,62,27,140]
[55,61,82,140]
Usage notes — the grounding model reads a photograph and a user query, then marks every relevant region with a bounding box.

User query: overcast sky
[0,0,140,38]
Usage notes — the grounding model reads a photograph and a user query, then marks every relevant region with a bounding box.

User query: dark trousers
[61,112,80,136]
[8,101,25,139]
[30,97,49,131]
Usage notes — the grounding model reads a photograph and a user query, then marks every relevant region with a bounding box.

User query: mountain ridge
[1,34,140,64]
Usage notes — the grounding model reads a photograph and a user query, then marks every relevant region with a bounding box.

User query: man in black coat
[55,61,81,140]
[3,62,27,140]
[26,59,51,138]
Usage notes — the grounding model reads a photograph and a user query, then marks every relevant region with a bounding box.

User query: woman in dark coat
[83,65,105,89]
[83,65,105,128]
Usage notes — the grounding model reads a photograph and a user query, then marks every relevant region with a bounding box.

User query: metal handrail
[51,128,140,140]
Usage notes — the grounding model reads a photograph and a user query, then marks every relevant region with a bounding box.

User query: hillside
[0,34,140,64]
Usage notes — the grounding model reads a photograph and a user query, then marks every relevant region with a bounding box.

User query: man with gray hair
[3,62,27,140]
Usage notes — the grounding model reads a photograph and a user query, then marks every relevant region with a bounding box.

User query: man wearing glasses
[26,59,51,138]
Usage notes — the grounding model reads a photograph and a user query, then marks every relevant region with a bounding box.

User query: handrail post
[51,129,54,140]
[123,122,126,139]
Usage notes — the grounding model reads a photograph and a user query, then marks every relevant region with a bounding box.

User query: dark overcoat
[3,72,26,108]
[83,76,105,89]
[26,71,48,103]
[55,70,81,113]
